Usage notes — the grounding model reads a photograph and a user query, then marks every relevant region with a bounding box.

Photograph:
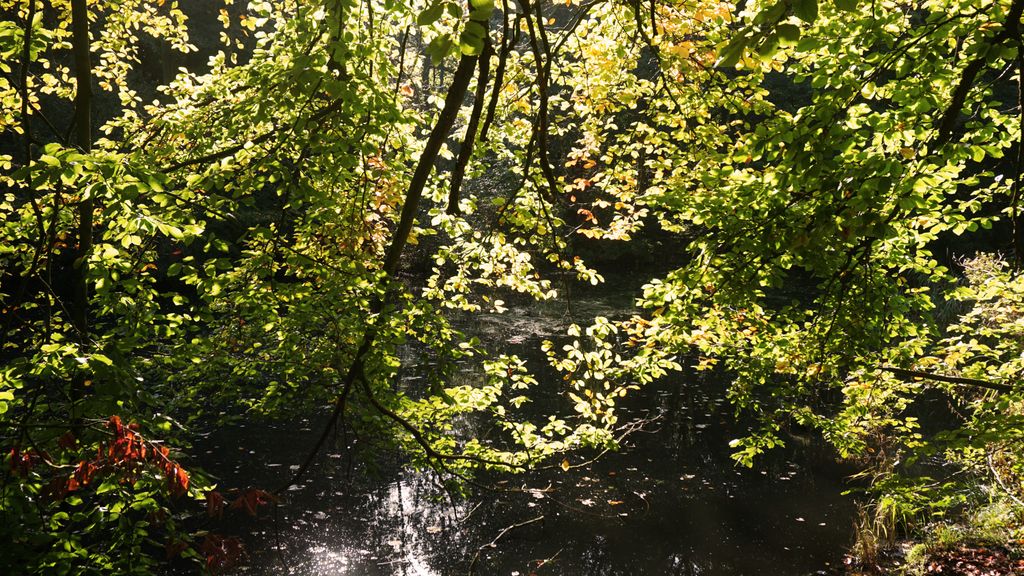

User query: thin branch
[988,450,1024,508]
[448,41,493,214]
[1014,45,1024,268]
[480,4,513,143]
[878,366,1015,393]
[285,19,491,489]
[164,97,344,172]
[468,515,544,575]
[357,373,524,470]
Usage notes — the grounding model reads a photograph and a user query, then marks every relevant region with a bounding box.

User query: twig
[468,515,544,574]
[987,450,1024,509]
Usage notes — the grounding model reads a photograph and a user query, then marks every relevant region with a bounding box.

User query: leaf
[777,23,801,45]
[833,0,858,11]
[755,33,781,58]
[792,0,818,23]
[469,0,494,21]
[427,34,454,64]
[560,459,570,471]
[460,21,488,55]
[753,1,787,24]
[715,36,748,68]
[417,2,444,26]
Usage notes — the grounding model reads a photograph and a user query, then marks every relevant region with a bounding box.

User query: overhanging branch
[878,365,1015,393]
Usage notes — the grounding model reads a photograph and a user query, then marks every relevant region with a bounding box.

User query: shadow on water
[192,294,859,576]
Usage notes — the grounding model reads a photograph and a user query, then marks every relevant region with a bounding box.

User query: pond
[192,293,859,576]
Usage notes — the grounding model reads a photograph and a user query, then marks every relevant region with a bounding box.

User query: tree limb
[878,366,1015,393]
[448,41,493,214]
[935,0,1024,145]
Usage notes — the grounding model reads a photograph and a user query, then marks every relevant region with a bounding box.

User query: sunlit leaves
[417,1,444,26]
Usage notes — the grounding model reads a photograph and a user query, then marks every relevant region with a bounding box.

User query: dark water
[194,297,858,576]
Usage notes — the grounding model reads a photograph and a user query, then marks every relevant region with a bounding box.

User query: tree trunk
[70,0,92,341]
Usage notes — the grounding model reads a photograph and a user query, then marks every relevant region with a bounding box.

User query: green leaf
[469,0,494,21]
[755,33,781,57]
[417,2,444,26]
[833,0,858,10]
[715,37,748,68]
[753,1,787,25]
[427,34,454,64]
[792,0,818,23]
[91,353,114,366]
[777,24,801,45]
[460,20,488,55]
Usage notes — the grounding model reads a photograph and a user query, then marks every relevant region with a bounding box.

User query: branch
[468,515,544,575]
[383,51,479,272]
[164,97,344,172]
[935,0,1024,145]
[448,41,492,214]
[878,366,1015,393]
[357,372,524,470]
[274,337,372,493]
[479,4,513,143]
[70,0,93,343]
[1014,48,1024,267]
[523,0,561,202]
[285,16,491,489]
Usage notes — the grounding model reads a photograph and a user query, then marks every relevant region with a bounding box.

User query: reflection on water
[195,297,858,576]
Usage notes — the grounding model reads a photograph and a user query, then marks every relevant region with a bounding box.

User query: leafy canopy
[3,0,1024,572]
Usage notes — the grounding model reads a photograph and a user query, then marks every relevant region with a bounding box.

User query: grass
[898,495,1024,575]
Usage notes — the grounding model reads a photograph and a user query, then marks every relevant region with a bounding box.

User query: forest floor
[846,540,1024,575]
[915,544,1024,575]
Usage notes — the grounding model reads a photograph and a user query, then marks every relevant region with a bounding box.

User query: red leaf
[164,539,188,559]
[57,432,76,450]
[200,534,245,574]
[176,466,189,492]
[229,488,275,517]
[206,490,225,519]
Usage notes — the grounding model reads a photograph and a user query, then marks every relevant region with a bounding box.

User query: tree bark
[70,0,93,341]
[447,42,491,214]
[382,52,479,274]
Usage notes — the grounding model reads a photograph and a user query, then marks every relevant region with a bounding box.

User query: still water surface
[196,297,858,576]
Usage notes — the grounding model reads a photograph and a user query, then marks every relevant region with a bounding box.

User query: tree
[4,0,1024,572]
[620,0,1024,532]
[0,0,680,571]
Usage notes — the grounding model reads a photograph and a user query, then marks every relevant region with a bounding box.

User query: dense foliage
[2,0,1024,572]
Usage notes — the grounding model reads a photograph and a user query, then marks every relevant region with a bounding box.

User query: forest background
[3,0,1024,573]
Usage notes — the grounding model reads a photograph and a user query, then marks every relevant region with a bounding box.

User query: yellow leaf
[560,459,570,471]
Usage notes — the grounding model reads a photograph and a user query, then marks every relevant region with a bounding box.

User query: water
[192,295,858,576]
